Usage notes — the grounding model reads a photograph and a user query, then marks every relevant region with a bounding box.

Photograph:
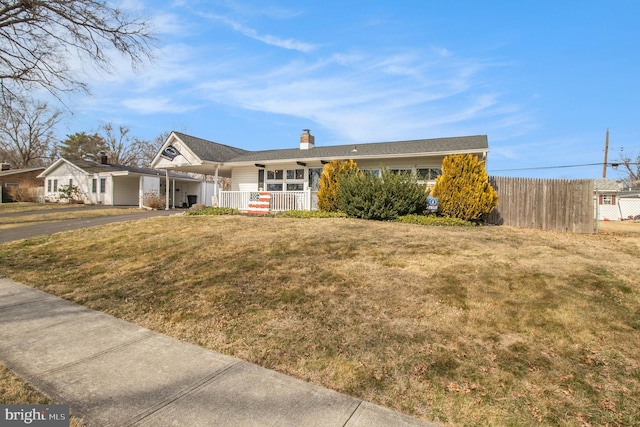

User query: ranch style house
[151,130,489,212]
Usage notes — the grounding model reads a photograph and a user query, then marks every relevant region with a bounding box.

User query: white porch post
[214,164,220,206]
[138,176,144,208]
[172,179,176,209]
[201,175,206,206]
[165,169,170,210]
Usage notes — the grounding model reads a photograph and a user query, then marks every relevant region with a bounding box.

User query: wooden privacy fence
[486,176,594,233]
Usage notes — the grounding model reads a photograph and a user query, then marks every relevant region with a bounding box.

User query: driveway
[0,207,178,243]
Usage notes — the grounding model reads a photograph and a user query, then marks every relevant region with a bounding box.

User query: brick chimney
[99,152,108,164]
[300,129,315,150]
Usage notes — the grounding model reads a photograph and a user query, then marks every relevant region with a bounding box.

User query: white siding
[232,167,259,191]
[596,204,620,221]
[113,176,140,205]
[619,198,640,220]
[355,157,444,172]
[43,163,92,203]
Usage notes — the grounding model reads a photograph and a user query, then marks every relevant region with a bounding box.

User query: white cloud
[58,2,534,147]
[192,49,527,143]
[122,97,199,114]
[200,13,317,52]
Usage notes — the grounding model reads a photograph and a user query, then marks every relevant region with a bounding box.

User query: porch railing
[219,190,318,212]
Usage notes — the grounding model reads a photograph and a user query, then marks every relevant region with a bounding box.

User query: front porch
[218,190,319,212]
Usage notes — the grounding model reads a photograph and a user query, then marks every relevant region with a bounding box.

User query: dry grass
[0,202,89,214]
[0,216,639,426]
[0,363,85,427]
[598,220,640,235]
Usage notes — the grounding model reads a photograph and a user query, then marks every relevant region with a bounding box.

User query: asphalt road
[0,207,178,243]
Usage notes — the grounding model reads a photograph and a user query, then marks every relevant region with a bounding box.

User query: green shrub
[185,207,239,216]
[337,168,429,220]
[317,159,359,212]
[278,210,348,219]
[431,154,498,222]
[396,214,475,227]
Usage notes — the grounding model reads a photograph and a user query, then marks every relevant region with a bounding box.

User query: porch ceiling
[159,163,232,178]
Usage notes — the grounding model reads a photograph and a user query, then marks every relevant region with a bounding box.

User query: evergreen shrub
[431,154,498,222]
[317,159,358,212]
[337,168,429,220]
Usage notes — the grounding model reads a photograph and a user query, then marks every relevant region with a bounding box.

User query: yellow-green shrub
[431,154,498,222]
[317,159,358,212]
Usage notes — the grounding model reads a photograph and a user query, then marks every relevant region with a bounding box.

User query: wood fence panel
[487,176,594,233]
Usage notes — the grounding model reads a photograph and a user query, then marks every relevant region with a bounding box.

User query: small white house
[151,130,490,211]
[594,178,640,221]
[38,157,212,208]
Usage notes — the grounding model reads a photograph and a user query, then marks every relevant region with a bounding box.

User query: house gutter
[226,149,490,167]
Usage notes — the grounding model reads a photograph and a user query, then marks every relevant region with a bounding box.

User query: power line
[490,162,637,173]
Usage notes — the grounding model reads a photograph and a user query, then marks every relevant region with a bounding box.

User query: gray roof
[0,167,45,177]
[593,179,622,192]
[173,133,488,164]
[173,132,249,162]
[61,158,196,180]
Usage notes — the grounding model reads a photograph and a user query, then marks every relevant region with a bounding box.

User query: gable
[153,133,204,169]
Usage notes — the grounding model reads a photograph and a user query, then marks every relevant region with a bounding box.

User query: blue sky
[57,0,639,179]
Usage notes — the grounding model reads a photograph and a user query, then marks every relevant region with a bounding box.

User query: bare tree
[139,130,171,166]
[0,97,62,167]
[0,0,153,103]
[616,152,640,189]
[98,122,153,167]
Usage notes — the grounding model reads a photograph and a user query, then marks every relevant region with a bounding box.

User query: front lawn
[0,216,638,426]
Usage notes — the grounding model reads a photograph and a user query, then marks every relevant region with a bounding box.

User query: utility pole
[602,129,609,178]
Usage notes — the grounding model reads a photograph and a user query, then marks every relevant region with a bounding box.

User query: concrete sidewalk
[0,278,439,427]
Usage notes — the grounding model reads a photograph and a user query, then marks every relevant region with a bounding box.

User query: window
[100,178,106,193]
[47,180,52,192]
[267,170,283,180]
[266,169,283,191]
[287,183,304,191]
[600,195,615,205]
[53,179,58,192]
[258,170,264,191]
[266,168,304,191]
[390,169,412,175]
[287,169,304,180]
[308,168,323,191]
[92,179,97,193]
[417,168,442,181]
[69,179,73,186]
[363,169,380,177]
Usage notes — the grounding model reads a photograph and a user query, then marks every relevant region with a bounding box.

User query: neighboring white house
[594,178,640,221]
[38,157,211,208]
[151,130,490,211]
